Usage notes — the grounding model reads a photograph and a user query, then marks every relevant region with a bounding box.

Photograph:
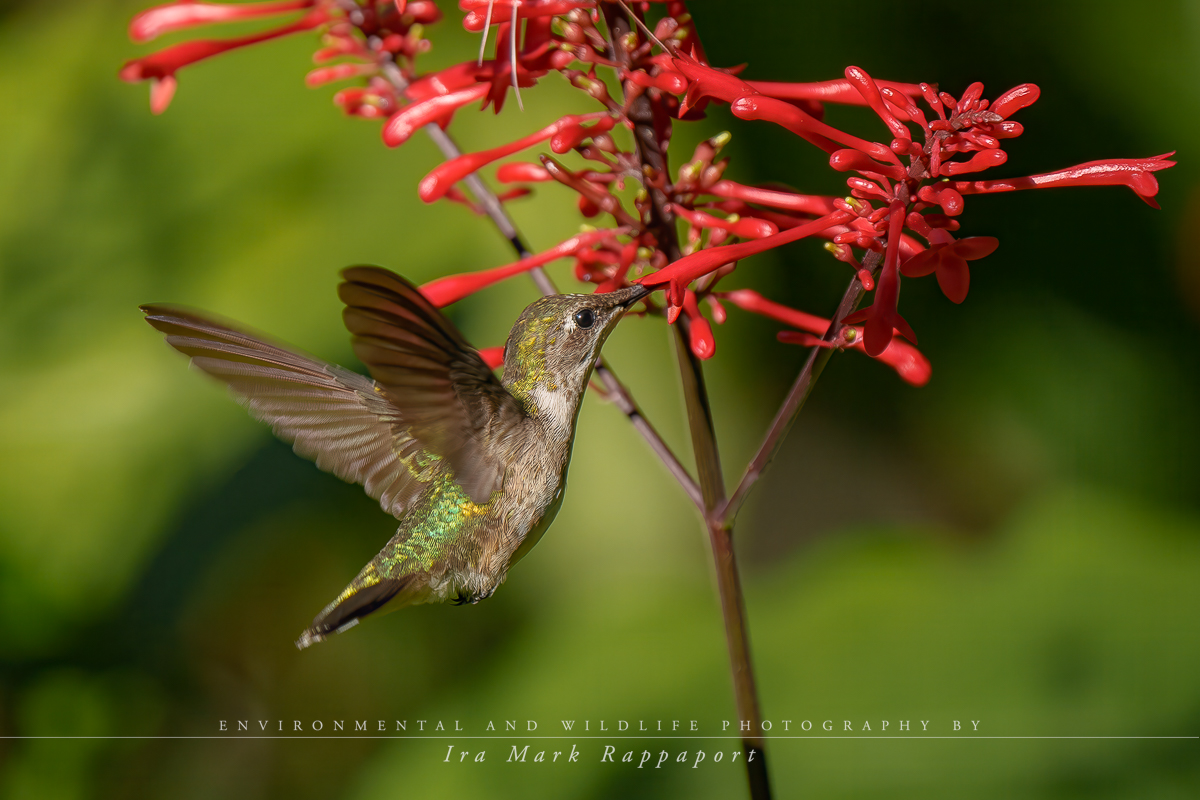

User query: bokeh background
[1,0,1198,797]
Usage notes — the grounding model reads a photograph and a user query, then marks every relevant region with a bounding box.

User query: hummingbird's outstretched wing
[141,305,437,518]
[338,267,528,504]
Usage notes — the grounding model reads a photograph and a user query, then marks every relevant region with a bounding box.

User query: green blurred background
[1,0,1198,797]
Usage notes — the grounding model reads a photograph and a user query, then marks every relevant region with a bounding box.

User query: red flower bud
[990,83,1040,119]
[624,68,689,95]
[940,148,1008,176]
[382,84,490,147]
[496,161,553,183]
[670,205,778,239]
[550,115,616,153]
[418,113,609,202]
[305,62,376,88]
[916,185,965,216]
[683,292,716,359]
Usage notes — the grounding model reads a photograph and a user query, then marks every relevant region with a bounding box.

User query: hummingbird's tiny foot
[453,589,495,605]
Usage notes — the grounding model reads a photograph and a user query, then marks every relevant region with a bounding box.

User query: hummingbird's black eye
[574,308,596,329]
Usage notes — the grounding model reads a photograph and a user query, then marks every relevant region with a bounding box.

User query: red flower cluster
[121,1,440,115]
[638,55,1175,355]
[121,0,1175,383]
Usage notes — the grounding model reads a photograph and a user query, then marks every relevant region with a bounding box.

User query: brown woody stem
[604,5,771,798]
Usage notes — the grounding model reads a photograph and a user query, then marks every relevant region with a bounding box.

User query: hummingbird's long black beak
[619,283,650,308]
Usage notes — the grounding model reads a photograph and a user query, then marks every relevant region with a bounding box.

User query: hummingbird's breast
[367,412,574,604]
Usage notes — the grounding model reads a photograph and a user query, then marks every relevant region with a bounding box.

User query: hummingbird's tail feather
[295,572,427,650]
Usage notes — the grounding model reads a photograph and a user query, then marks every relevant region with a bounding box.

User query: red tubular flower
[419,227,628,306]
[404,62,480,102]
[129,0,314,43]
[638,210,855,304]
[418,113,610,202]
[673,57,899,164]
[900,234,998,304]
[477,345,505,369]
[382,84,490,146]
[845,202,917,357]
[949,153,1176,209]
[119,9,330,113]
[745,78,922,107]
[844,66,909,142]
[682,292,716,359]
[722,289,931,386]
[731,96,896,163]
[671,55,752,109]
[706,181,838,216]
[828,148,906,181]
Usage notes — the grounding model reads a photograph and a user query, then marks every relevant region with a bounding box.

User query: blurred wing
[142,305,433,519]
[338,266,528,504]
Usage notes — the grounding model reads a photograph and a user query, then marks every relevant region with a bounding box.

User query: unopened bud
[710,131,732,152]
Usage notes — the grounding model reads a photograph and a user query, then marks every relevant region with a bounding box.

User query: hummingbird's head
[502,284,648,415]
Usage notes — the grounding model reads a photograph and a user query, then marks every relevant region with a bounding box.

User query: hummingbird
[142,267,647,649]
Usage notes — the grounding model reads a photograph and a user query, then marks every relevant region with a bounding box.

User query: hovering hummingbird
[142,267,647,649]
